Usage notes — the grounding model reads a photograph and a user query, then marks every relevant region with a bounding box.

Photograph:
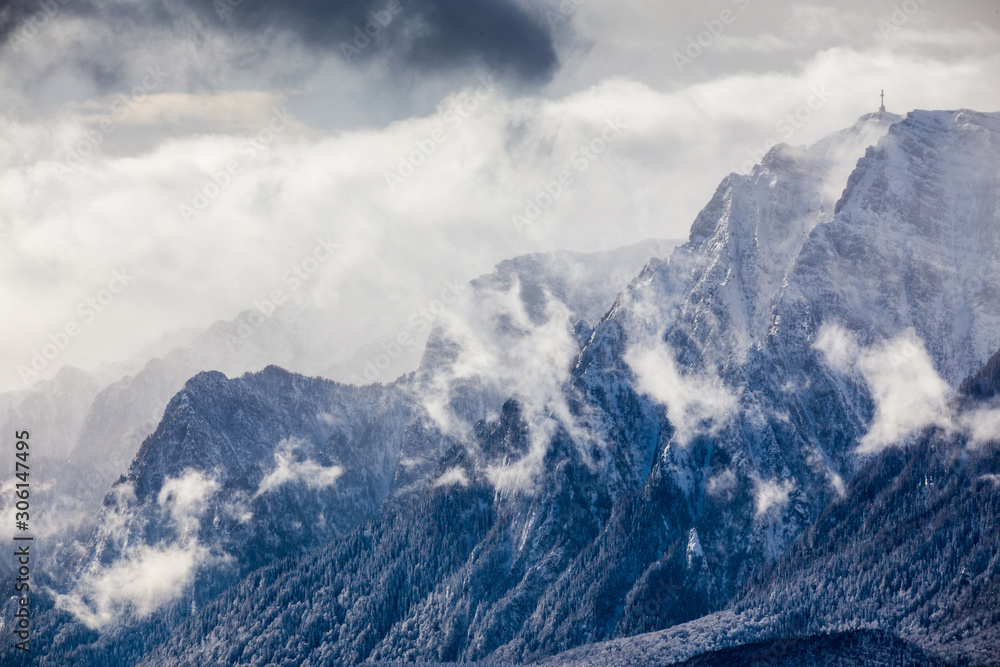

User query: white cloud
[754,477,795,517]
[960,408,1000,449]
[55,471,222,629]
[432,466,470,488]
[818,324,1000,453]
[814,323,861,372]
[816,324,956,453]
[413,275,606,493]
[255,438,343,497]
[4,28,1000,394]
[55,541,210,630]
[706,468,737,499]
[158,469,220,534]
[624,339,737,446]
[485,445,551,495]
[855,332,955,453]
[222,496,254,525]
[716,34,797,54]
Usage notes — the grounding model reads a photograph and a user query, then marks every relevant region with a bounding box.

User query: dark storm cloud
[1,0,559,84]
[189,0,559,82]
[0,0,53,44]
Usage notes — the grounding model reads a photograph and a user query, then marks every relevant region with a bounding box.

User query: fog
[2,0,999,391]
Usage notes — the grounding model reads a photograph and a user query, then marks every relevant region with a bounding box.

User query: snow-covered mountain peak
[634,111,904,366]
[790,109,1000,383]
[567,110,1000,625]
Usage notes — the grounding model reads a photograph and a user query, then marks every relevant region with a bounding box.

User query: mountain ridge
[8,108,1000,665]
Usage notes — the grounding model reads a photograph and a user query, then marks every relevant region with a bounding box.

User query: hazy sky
[1,0,999,391]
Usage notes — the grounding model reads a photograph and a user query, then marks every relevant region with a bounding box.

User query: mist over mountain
[4,108,1000,666]
[0,238,675,593]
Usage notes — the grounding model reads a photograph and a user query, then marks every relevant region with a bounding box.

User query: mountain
[961,345,1000,402]
[0,238,677,595]
[722,351,1000,665]
[478,240,683,331]
[1,238,681,663]
[10,109,1000,665]
[658,630,952,667]
[726,432,1000,666]
[520,345,1000,667]
[2,367,409,665]
[531,629,954,666]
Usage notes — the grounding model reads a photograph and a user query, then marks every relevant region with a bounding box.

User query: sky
[1,0,999,392]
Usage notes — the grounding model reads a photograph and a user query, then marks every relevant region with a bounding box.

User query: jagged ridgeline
[5,109,1000,666]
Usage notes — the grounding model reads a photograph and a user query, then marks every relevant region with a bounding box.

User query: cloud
[716,33,797,55]
[814,322,861,372]
[706,468,737,499]
[818,324,1000,453]
[55,471,222,629]
[624,338,737,446]
[960,408,1000,449]
[255,437,344,497]
[0,0,38,44]
[815,324,954,453]
[2,6,1000,400]
[192,0,560,83]
[158,469,221,534]
[0,78,685,393]
[0,0,559,89]
[222,496,254,524]
[754,477,794,517]
[432,466,470,488]
[0,38,1000,396]
[55,541,210,629]
[418,275,600,492]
